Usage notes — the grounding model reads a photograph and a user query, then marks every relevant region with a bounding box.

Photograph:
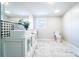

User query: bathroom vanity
[2,30,37,57]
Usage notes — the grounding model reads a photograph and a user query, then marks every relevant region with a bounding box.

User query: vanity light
[54,10,60,13]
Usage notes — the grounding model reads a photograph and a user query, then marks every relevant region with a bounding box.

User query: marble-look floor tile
[33,39,76,57]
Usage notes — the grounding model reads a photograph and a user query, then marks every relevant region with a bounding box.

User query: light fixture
[54,9,60,13]
[48,0,56,5]
[5,11,10,14]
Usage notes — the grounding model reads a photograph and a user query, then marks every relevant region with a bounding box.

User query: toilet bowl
[54,31,62,42]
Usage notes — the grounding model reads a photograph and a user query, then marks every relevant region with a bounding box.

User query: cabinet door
[2,39,25,57]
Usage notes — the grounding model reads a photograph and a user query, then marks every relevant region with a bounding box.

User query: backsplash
[1,20,14,38]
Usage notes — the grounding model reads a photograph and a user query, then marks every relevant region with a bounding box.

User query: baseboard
[37,39,53,41]
[64,41,79,56]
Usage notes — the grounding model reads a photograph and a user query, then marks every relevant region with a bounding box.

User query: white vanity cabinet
[2,38,25,57]
[2,30,37,57]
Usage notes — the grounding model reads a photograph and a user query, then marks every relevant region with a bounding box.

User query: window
[35,18,47,29]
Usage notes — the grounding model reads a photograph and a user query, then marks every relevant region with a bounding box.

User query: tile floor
[33,39,77,57]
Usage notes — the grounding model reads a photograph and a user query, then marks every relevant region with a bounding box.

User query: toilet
[54,31,62,42]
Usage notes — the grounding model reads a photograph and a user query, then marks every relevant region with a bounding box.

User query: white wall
[34,17,62,39]
[62,3,79,48]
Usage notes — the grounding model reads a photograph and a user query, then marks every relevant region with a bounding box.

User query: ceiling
[4,2,76,17]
